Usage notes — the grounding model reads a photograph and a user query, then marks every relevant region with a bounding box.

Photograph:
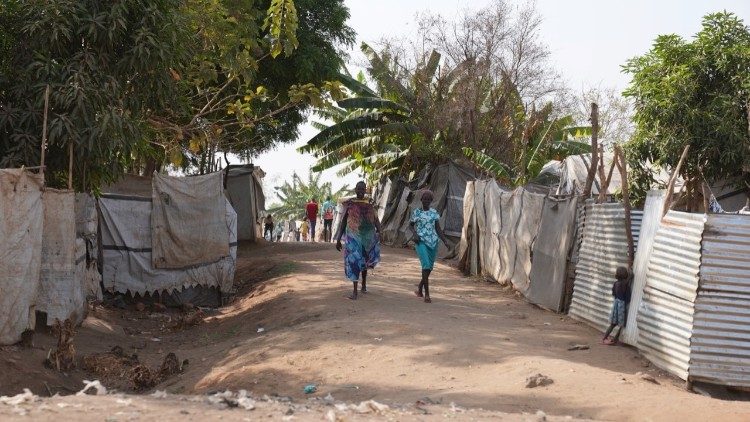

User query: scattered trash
[257,327,265,333]
[151,390,168,398]
[567,344,590,351]
[352,399,390,414]
[374,337,383,341]
[170,309,206,330]
[303,384,317,394]
[323,393,335,404]
[536,410,547,421]
[77,380,107,396]
[207,390,256,410]
[325,409,337,422]
[636,372,660,385]
[543,322,551,326]
[525,374,554,388]
[82,348,183,391]
[0,389,39,406]
[450,402,465,413]
[116,398,133,406]
[151,337,162,342]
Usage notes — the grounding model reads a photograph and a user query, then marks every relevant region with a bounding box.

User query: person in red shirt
[305,198,319,242]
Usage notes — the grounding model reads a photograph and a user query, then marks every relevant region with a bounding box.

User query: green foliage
[623,11,750,200]
[0,0,191,189]
[267,172,349,218]
[0,0,355,188]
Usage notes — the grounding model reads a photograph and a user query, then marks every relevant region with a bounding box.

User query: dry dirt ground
[3,241,750,421]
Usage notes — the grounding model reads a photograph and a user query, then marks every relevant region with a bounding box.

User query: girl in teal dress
[409,190,452,303]
[336,181,381,300]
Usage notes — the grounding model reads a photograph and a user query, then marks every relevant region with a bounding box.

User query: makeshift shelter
[0,169,44,345]
[378,162,478,247]
[75,193,103,300]
[99,172,237,297]
[225,165,266,241]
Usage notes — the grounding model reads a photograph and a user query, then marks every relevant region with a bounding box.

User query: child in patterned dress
[409,190,452,303]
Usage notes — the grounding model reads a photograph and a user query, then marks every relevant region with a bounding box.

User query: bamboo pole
[662,145,690,217]
[582,103,599,197]
[40,85,50,183]
[67,141,73,190]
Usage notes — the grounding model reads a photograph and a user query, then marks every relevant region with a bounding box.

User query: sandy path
[163,242,749,421]
[3,241,750,421]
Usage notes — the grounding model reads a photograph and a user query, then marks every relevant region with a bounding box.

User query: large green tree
[0,0,354,190]
[623,12,750,203]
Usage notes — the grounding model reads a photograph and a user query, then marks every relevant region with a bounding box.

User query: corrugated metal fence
[569,202,643,331]
[637,211,706,380]
[690,214,750,387]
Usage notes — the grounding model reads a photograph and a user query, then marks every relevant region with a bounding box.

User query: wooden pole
[702,182,710,213]
[67,141,73,190]
[582,103,599,197]
[597,146,607,203]
[615,145,634,268]
[662,145,690,217]
[40,85,50,183]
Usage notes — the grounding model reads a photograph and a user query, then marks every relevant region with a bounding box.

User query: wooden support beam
[615,145,634,268]
[662,145,690,217]
[67,141,73,190]
[582,103,599,197]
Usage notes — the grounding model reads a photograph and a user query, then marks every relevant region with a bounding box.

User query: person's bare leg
[347,282,358,300]
[415,269,427,297]
[361,270,368,293]
[423,269,432,303]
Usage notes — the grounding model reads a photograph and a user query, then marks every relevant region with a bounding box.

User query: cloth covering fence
[99,193,237,296]
[0,169,44,345]
[36,190,87,325]
[151,172,229,268]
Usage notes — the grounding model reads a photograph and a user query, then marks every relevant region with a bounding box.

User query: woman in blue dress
[409,190,452,303]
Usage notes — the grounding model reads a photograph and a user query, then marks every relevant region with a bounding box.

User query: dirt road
[3,242,750,421]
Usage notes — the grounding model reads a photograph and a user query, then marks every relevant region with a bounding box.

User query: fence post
[582,103,599,197]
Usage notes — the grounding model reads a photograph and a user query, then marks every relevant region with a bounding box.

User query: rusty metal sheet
[690,213,750,387]
[637,211,706,380]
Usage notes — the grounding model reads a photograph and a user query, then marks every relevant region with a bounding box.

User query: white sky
[248,0,750,200]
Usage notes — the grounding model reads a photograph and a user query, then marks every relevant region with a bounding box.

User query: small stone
[180,410,189,415]
[135,302,146,312]
[536,410,547,421]
[525,374,554,388]
[636,372,660,384]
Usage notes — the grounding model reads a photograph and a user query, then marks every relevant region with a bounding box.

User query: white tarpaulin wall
[458,180,548,296]
[99,193,237,296]
[36,190,87,325]
[151,172,229,268]
[225,166,266,242]
[0,169,44,345]
[527,196,579,311]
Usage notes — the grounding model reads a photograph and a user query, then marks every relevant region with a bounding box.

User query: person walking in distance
[306,198,319,242]
[322,196,336,242]
[336,181,381,300]
[263,214,274,241]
